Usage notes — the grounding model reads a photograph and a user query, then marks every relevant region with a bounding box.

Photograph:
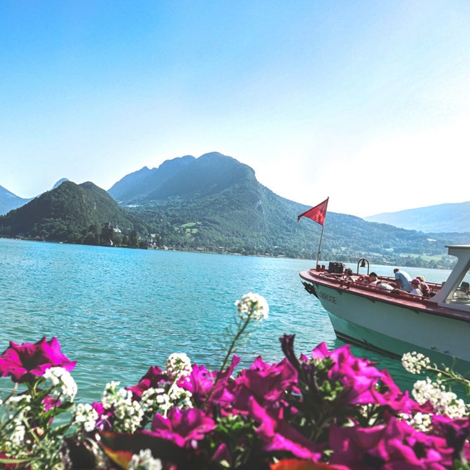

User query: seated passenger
[454,281,470,299]
[368,272,380,287]
[409,279,423,297]
[416,275,430,297]
[342,268,354,280]
[377,281,394,292]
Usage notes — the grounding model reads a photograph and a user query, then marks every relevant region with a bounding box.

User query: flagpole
[316,222,325,267]
[297,197,329,268]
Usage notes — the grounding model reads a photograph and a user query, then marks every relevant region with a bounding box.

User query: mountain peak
[53,178,70,189]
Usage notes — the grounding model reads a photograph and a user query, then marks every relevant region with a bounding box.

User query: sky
[1,1,470,218]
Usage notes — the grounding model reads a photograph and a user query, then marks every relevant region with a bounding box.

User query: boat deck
[299,269,470,324]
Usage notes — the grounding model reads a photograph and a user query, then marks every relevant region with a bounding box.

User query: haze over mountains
[0,152,469,268]
[365,203,470,233]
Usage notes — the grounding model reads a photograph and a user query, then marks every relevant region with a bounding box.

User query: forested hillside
[0,153,466,268]
[0,181,147,246]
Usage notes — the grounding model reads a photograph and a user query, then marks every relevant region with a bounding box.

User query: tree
[129,230,139,248]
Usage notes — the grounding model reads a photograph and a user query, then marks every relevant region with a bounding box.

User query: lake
[0,238,451,403]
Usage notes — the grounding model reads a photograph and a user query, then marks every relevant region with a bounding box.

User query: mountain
[107,152,459,268]
[0,185,31,215]
[0,181,146,245]
[365,202,470,233]
[108,155,196,203]
[1,152,465,267]
[53,178,70,189]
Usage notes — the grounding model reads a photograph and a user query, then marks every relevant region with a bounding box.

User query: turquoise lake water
[0,238,451,404]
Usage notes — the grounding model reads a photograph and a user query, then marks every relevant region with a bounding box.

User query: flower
[147,407,216,448]
[249,397,323,460]
[235,293,269,321]
[43,366,78,401]
[128,449,162,470]
[73,403,100,433]
[126,366,166,399]
[402,352,431,375]
[329,417,453,469]
[0,337,76,383]
[165,353,192,381]
[230,356,298,412]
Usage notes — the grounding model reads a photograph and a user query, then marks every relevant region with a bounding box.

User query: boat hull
[310,281,470,372]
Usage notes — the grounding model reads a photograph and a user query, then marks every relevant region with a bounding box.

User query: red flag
[297,198,329,225]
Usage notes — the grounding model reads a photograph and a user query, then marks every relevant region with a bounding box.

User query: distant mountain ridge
[0,185,31,215]
[1,152,469,268]
[365,202,470,233]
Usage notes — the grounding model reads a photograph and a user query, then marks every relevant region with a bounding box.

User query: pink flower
[249,397,323,461]
[312,342,386,405]
[329,417,453,469]
[126,366,166,399]
[0,337,76,383]
[147,407,216,448]
[179,363,216,406]
[230,356,298,412]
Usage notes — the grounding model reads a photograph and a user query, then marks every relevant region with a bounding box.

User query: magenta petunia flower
[249,396,323,461]
[0,337,76,383]
[432,415,470,463]
[329,417,453,469]
[313,342,386,405]
[178,363,216,406]
[126,366,166,399]
[230,356,298,412]
[147,407,216,448]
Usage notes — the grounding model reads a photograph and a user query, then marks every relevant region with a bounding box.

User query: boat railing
[307,269,442,300]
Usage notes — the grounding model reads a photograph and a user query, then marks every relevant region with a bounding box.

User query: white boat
[299,245,470,372]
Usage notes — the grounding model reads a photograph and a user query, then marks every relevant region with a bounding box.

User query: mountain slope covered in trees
[0,181,146,245]
[0,152,468,268]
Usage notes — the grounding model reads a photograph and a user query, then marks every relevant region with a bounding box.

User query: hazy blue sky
[1,1,470,217]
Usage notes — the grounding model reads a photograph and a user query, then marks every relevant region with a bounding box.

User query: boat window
[444,263,470,304]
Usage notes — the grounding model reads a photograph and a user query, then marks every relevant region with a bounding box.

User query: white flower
[128,448,162,470]
[401,352,431,375]
[101,381,144,432]
[73,403,99,432]
[235,293,269,321]
[165,353,192,380]
[44,367,78,401]
[412,376,468,418]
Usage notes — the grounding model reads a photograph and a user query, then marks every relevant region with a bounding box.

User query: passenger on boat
[454,281,470,299]
[377,282,394,292]
[416,275,431,297]
[342,268,355,282]
[368,272,379,286]
[393,268,413,292]
[409,279,423,297]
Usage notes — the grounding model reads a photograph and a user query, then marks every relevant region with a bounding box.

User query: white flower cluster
[1,394,32,452]
[235,293,269,321]
[165,352,192,380]
[401,352,431,375]
[140,384,192,418]
[102,381,144,433]
[128,448,162,470]
[412,376,468,419]
[73,403,99,433]
[400,411,433,432]
[44,366,78,401]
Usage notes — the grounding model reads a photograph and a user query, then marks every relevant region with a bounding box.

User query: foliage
[0,154,466,266]
[0,182,148,247]
[2,296,470,469]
